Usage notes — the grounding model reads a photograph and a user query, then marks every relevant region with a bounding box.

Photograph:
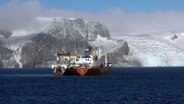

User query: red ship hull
[76,66,111,76]
[54,66,111,76]
[54,67,79,77]
[64,68,79,76]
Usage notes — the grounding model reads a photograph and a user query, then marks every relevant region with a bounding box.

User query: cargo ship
[75,48,111,76]
[51,48,111,76]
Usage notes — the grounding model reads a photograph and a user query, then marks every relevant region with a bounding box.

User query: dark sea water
[0,67,184,104]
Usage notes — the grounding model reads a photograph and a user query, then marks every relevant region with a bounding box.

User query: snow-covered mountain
[119,32,184,67]
[43,17,111,41]
[1,17,184,68]
[0,17,132,68]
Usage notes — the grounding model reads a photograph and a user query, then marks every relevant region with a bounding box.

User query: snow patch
[12,30,35,36]
[14,47,23,68]
[0,34,35,51]
[89,35,118,51]
[37,17,78,23]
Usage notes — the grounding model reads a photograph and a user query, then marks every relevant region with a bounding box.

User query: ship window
[85,59,89,61]
[64,58,68,61]
[82,51,91,58]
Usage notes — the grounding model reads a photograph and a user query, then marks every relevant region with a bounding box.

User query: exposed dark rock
[3,59,19,68]
[99,41,140,67]
[116,41,129,55]
[21,33,90,68]
[171,34,178,40]
[0,54,3,68]
[0,61,2,68]
[0,30,12,38]
[0,44,14,68]
[14,63,20,68]
[21,42,43,68]
[86,21,111,41]
[0,47,13,60]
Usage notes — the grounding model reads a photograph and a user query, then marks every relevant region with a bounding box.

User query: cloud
[1,0,184,36]
[97,10,184,35]
[0,0,44,31]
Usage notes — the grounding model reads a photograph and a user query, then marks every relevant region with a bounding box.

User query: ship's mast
[105,49,108,64]
[98,47,102,58]
[68,52,71,68]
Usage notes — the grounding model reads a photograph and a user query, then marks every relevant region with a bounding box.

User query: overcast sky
[0,0,184,36]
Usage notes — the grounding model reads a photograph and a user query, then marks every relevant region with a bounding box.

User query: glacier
[118,33,184,67]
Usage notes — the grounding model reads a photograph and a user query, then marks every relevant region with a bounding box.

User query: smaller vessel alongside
[51,52,79,76]
[51,48,112,76]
